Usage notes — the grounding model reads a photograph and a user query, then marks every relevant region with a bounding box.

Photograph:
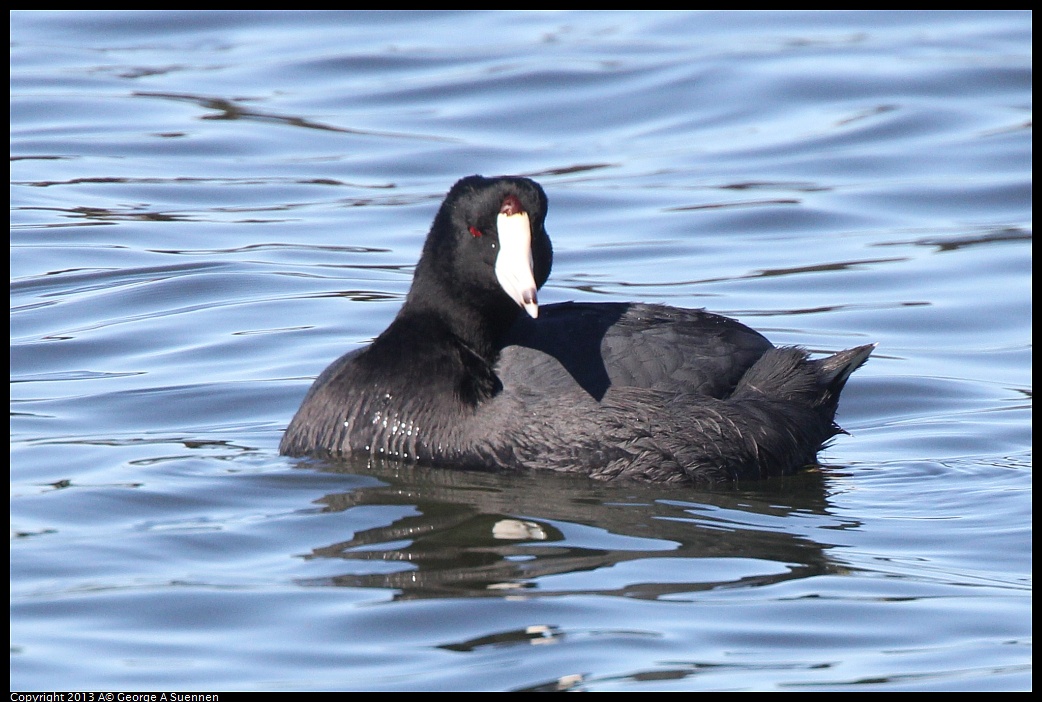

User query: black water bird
[281,175,873,484]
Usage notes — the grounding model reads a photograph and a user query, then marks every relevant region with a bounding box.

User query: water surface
[10,10,1031,691]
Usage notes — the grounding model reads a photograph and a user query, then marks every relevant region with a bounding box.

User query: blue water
[10,10,1031,691]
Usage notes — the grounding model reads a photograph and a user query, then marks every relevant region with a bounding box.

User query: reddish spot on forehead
[500,195,523,216]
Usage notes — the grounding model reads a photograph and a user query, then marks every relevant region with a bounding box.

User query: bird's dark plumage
[280,175,872,484]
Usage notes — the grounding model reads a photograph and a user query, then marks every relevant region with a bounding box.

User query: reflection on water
[304,459,844,601]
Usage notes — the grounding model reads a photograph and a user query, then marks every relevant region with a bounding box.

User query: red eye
[468,226,483,238]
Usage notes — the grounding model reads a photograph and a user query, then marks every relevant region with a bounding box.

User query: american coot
[280,175,874,484]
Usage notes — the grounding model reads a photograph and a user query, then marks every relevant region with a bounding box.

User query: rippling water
[11,10,1031,691]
